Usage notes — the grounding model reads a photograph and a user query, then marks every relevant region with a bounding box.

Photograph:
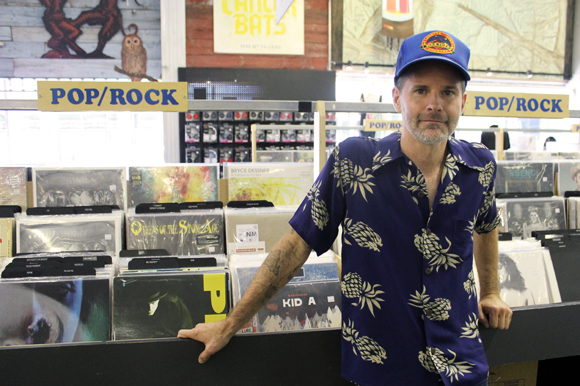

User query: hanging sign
[364,119,403,131]
[37,81,188,112]
[213,0,304,55]
[464,91,569,119]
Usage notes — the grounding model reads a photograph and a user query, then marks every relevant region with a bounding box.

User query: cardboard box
[489,361,537,386]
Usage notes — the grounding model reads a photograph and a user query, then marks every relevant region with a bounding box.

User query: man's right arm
[177,227,313,363]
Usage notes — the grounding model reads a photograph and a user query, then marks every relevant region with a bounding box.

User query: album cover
[256,151,294,163]
[495,161,554,194]
[498,250,557,307]
[503,152,558,161]
[255,281,341,332]
[126,210,225,256]
[547,241,580,302]
[557,161,580,195]
[16,212,123,257]
[224,163,314,207]
[0,277,110,346]
[232,259,341,333]
[0,218,14,258]
[568,197,580,229]
[0,167,28,211]
[34,167,126,209]
[128,165,218,209]
[498,197,565,239]
[224,207,295,254]
[113,271,229,340]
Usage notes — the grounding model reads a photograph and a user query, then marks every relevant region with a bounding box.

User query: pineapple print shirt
[290,132,500,386]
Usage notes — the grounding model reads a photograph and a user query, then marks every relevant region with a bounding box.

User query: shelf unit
[2,97,580,384]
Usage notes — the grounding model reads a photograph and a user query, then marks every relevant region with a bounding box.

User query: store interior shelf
[1,302,580,385]
[0,99,38,110]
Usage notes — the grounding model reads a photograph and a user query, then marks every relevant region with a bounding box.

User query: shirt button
[425,309,433,317]
[426,229,432,235]
[418,192,425,198]
[425,267,433,275]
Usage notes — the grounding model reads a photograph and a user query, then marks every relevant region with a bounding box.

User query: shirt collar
[372,132,489,173]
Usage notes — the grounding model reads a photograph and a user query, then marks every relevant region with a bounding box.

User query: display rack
[1,304,580,385]
[3,97,580,384]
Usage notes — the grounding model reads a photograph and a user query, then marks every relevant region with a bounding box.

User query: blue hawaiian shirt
[290,132,500,386]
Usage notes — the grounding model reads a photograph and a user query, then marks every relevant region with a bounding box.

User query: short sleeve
[475,158,501,234]
[290,145,347,255]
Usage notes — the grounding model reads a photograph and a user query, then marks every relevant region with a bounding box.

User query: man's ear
[392,86,402,113]
[461,91,467,115]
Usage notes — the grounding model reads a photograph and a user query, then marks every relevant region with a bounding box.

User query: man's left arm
[473,228,512,329]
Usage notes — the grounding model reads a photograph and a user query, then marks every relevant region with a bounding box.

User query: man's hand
[478,293,512,330]
[178,320,235,364]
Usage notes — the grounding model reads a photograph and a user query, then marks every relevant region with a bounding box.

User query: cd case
[557,161,580,195]
[126,209,225,256]
[113,270,229,340]
[495,161,554,195]
[0,276,110,346]
[0,167,28,211]
[224,163,314,207]
[33,167,126,209]
[0,218,14,258]
[128,165,219,209]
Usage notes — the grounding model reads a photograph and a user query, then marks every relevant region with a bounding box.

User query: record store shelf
[1,302,580,385]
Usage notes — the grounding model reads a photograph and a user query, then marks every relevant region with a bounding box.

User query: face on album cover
[504,199,565,239]
[495,162,554,194]
[498,251,553,307]
[34,168,126,208]
[113,273,229,340]
[0,279,110,346]
[128,166,218,209]
[19,221,118,254]
[558,162,580,194]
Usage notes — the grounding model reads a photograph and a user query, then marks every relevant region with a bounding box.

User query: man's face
[393,61,467,145]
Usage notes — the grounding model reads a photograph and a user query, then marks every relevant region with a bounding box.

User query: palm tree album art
[224,163,314,207]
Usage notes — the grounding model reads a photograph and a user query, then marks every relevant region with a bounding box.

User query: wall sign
[213,0,304,55]
[37,81,188,112]
[464,92,569,119]
[363,119,403,131]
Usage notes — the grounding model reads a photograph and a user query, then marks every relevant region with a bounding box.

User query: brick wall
[186,0,328,70]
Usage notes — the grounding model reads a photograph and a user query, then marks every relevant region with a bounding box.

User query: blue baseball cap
[394,30,471,83]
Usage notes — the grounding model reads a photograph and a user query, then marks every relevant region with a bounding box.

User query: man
[178,30,512,386]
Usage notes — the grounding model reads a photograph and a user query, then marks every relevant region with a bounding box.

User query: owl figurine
[121,24,147,82]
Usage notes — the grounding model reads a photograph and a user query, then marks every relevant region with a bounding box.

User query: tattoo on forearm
[263,284,279,302]
[265,250,282,276]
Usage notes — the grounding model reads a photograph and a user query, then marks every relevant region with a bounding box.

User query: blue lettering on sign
[486,97,498,110]
[161,89,178,105]
[475,96,485,110]
[145,89,160,105]
[126,89,143,105]
[67,88,84,105]
[527,99,538,112]
[473,95,565,114]
[110,89,127,105]
[85,88,99,105]
[47,87,181,107]
[499,97,509,111]
[51,88,65,104]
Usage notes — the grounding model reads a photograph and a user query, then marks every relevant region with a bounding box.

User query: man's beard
[404,112,457,145]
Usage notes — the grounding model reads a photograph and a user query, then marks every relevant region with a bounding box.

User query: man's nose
[426,93,443,111]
